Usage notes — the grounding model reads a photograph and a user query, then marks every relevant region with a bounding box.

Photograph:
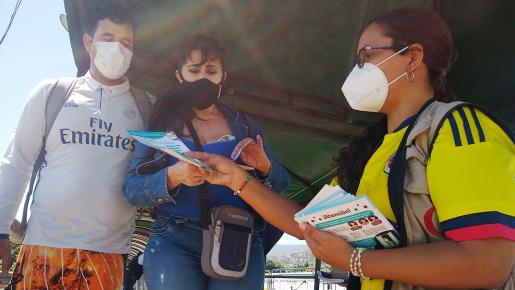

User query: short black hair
[81,1,138,36]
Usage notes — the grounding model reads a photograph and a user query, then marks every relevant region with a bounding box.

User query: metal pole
[314,259,321,290]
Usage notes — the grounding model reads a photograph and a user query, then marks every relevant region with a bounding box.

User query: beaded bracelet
[356,247,369,279]
[349,247,360,277]
[234,175,253,196]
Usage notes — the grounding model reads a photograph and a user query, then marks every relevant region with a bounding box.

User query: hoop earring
[407,72,415,83]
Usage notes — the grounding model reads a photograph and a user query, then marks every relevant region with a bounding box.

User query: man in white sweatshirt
[0,2,159,289]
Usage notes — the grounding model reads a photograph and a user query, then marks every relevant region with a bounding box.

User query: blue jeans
[143,215,265,290]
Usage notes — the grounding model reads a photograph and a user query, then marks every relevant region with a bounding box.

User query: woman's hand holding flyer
[295,185,400,249]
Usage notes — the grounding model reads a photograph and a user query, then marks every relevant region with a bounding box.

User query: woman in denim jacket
[123,34,290,290]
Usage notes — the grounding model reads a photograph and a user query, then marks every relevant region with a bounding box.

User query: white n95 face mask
[93,41,133,80]
[341,46,409,112]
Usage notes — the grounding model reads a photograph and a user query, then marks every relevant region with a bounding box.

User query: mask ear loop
[216,71,226,101]
[216,84,222,100]
[377,45,410,66]
[379,45,411,86]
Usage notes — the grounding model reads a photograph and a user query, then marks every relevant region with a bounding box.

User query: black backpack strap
[388,99,436,247]
[20,78,78,229]
[184,119,209,229]
[383,99,435,290]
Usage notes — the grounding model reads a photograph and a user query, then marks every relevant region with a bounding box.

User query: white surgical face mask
[93,41,133,80]
[341,46,409,112]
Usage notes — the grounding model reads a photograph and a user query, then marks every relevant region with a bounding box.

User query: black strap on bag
[382,99,434,290]
[184,119,210,229]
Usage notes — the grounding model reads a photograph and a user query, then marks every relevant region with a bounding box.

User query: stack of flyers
[295,185,399,249]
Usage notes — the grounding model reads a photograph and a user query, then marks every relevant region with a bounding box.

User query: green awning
[64,0,514,203]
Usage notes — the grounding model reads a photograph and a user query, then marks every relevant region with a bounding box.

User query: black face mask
[176,78,222,110]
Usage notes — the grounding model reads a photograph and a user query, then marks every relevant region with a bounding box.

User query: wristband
[234,175,253,196]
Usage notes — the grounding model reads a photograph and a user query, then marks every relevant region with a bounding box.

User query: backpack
[349,101,514,290]
[9,78,154,244]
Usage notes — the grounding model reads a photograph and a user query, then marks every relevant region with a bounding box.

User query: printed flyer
[295,185,399,249]
[128,130,254,172]
[128,130,215,172]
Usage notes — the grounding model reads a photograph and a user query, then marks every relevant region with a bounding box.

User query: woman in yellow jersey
[188,7,514,290]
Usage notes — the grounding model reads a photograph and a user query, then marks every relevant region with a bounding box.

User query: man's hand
[0,238,11,279]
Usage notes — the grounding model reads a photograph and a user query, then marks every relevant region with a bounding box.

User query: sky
[0,0,304,246]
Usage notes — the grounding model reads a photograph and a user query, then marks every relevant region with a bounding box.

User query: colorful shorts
[8,245,124,290]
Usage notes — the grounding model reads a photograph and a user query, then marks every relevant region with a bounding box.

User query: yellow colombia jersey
[427,107,514,241]
[355,107,514,290]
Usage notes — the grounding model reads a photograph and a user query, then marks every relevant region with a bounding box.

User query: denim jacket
[123,104,290,208]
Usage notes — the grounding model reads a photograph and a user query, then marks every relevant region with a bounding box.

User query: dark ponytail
[433,73,455,103]
[334,7,457,190]
[334,117,387,193]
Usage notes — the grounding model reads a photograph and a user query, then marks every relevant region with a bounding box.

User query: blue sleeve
[122,142,177,207]
[246,117,291,195]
